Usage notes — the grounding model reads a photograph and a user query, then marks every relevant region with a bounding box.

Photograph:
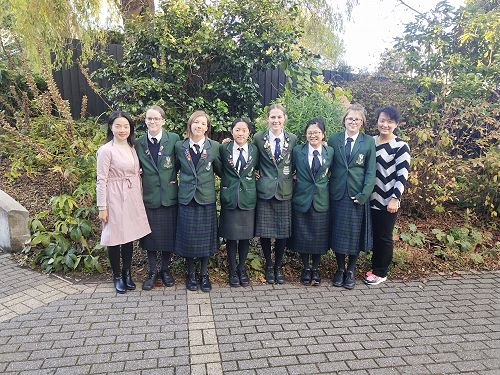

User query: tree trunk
[120,0,154,21]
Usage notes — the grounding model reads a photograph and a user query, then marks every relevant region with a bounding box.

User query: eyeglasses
[146,117,163,122]
[306,131,322,136]
[345,117,362,123]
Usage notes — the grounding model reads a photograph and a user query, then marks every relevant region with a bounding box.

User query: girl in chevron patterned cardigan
[364,106,411,286]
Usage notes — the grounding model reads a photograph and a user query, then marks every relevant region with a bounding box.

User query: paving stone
[0,253,498,375]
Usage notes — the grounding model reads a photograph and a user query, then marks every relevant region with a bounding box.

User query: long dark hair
[107,111,135,147]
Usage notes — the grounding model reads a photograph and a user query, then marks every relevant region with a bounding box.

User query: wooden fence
[52,43,354,119]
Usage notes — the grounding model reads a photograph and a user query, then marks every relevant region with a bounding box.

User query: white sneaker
[364,274,387,285]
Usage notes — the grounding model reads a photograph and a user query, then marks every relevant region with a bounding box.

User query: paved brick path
[0,252,498,374]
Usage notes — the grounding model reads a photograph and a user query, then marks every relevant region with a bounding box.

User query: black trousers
[371,208,398,278]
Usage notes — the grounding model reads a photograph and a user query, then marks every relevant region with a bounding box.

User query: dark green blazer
[292,143,334,213]
[219,141,259,210]
[253,130,297,200]
[175,138,222,205]
[327,131,376,205]
[135,131,180,208]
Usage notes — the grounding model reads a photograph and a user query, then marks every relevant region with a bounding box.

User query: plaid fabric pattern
[255,198,291,239]
[290,207,329,255]
[219,208,255,241]
[175,201,218,257]
[330,194,373,255]
[140,205,177,252]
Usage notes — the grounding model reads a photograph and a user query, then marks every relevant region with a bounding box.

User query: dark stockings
[108,242,133,276]
[335,252,358,272]
[261,238,286,269]
[227,240,250,273]
[147,251,171,274]
[186,256,209,275]
[300,254,321,269]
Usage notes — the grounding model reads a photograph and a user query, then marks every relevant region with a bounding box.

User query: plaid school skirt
[175,200,218,258]
[329,194,373,255]
[291,206,329,255]
[255,198,291,239]
[140,205,177,252]
[219,207,255,241]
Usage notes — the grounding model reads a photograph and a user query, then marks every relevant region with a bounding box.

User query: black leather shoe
[142,273,156,291]
[160,269,174,287]
[331,269,344,287]
[311,269,321,286]
[301,268,312,285]
[113,276,126,294]
[200,274,212,292]
[343,271,355,289]
[275,268,285,284]
[238,269,249,287]
[265,266,275,284]
[122,269,136,290]
[229,272,240,287]
[186,272,198,291]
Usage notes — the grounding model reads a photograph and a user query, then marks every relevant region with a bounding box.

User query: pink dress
[96,141,151,246]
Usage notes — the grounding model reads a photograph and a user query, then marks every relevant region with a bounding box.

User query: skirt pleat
[140,205,177,252]
[175,201,218,258]
[219,208,255,240]
[291,207,329,255]
[330,194,373,255]
[255,198,291,239]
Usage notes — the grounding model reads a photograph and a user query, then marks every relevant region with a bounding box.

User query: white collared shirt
[189,137,206,153]
[308,144,322,168]
[344,131,359,145]
[232,142,248,164]
[269,131,285,156]
[148,130,162,144]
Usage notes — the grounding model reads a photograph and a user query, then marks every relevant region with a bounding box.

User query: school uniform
[135,131,180,252]
[219,141,259,240]
[253,130,297,239]
[328,131,376,255]
[174,138,222,258]
[290,143,333,255]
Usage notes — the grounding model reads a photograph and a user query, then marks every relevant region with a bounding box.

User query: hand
[387,198,399,213]
[99,209,108,223]
[222,137,231,145]
[351,196,360,204]
[255,170,260,180]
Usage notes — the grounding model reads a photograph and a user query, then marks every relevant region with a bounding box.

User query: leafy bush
[256,83,345,143]
[94,0,314,134]
[24,195,103,273]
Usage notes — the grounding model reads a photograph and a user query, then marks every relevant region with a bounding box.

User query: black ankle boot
[113,276,126,294]
[122,269,136,290]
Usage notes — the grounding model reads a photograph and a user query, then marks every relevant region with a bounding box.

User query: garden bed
[1,158,498,285]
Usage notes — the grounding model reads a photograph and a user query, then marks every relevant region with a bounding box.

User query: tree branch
[397,0,424,15]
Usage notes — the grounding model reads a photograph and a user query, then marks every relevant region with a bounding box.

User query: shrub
[256,83,345,143]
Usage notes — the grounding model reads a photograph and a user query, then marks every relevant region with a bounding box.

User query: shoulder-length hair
[186,110,212,138]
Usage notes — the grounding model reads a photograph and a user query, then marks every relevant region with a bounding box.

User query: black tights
[226,240,250,273]
[146,251,172,274]
[108,242,133,276]
[335,252,358,272]
[186,257,209,276]
[261,238,286,269]
[300,253,321,270]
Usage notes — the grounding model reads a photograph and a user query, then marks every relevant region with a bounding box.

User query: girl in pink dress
[96,111,151,293]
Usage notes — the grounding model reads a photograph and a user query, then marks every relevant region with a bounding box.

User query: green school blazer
[175,138,222,205]
[219,141,259,210]
[135,131,180,208]
[292,143,334,213]
[327,131,376,205]
[253,130,297,200]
